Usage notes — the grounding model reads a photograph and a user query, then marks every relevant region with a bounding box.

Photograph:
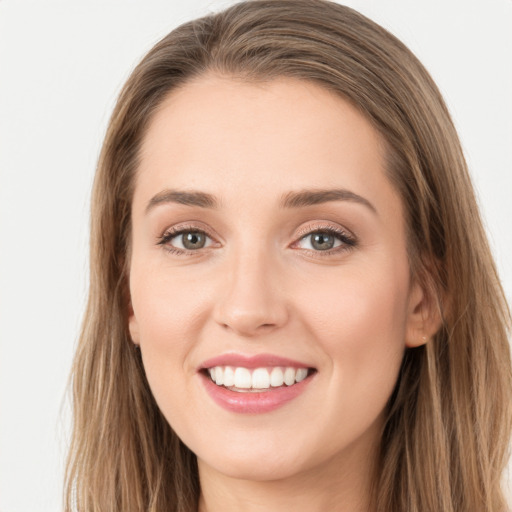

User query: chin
[193,431,318,482]
[199,454,307,482]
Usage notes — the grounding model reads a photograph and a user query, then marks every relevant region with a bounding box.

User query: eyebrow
[279,188,377,213]
[145,187,377,214]
[146,189,219,213]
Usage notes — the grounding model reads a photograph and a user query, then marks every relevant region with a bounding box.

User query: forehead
[134,74,401,220]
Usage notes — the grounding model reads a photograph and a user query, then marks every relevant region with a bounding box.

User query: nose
[213,249,289,337]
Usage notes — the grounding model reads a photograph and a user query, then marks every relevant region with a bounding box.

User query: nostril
[217,316,280,336]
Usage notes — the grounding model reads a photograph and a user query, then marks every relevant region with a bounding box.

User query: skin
[128,75,433,512]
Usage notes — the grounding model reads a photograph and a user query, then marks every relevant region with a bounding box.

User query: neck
[197,430,379,512]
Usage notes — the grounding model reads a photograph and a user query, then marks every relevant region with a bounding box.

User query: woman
[64,1,512,510]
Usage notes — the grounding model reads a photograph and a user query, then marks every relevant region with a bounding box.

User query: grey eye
[180,232,207,250]
[160,227,217,253]
[310,232,336,251]
[297,231,343,251]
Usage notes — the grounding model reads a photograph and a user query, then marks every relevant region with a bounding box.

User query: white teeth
[295,368,308,382]
[270,367,284,387]
[206,365,310,390]
[284,367,296,386]
[234,367,252,389]
[252,368,270,389]
[223,366,235,387]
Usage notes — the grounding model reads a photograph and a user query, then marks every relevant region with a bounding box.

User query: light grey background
[1,1,511,510]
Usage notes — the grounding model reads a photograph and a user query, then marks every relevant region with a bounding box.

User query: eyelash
[157,224,216,256]
[157,223,357,257]
[293,224,357,257]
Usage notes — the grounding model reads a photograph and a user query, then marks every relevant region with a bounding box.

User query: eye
[294,226,356,253]
[300,231,341,251]
[158,228,215,253]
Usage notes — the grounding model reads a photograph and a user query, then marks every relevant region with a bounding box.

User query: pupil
[312,232,334,250]
[182,232,205,250]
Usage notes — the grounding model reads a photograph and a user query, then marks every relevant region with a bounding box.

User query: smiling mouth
[203,366,316,393]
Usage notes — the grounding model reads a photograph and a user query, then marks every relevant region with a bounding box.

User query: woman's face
[128,75,427,483]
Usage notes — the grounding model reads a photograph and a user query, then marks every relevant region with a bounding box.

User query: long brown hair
[64,1,512,510]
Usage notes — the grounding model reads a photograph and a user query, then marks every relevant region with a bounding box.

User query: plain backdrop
[1,1,511,511]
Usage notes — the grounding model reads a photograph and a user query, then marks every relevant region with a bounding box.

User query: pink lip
[200,372,314,414]
[197,353,316,414]
[199,353,313,370]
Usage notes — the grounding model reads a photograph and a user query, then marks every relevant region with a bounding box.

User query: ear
[122,259,140,346]
[128,300,140,346]
[405,278,443,348]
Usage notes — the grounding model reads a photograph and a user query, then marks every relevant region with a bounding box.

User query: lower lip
[200,372,314,414]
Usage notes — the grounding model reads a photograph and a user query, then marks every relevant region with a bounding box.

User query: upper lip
[198,353,314,370]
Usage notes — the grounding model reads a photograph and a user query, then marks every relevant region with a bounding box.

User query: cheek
[129,263,209,409]
[297,263,409,415]
[130,258,207,345]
